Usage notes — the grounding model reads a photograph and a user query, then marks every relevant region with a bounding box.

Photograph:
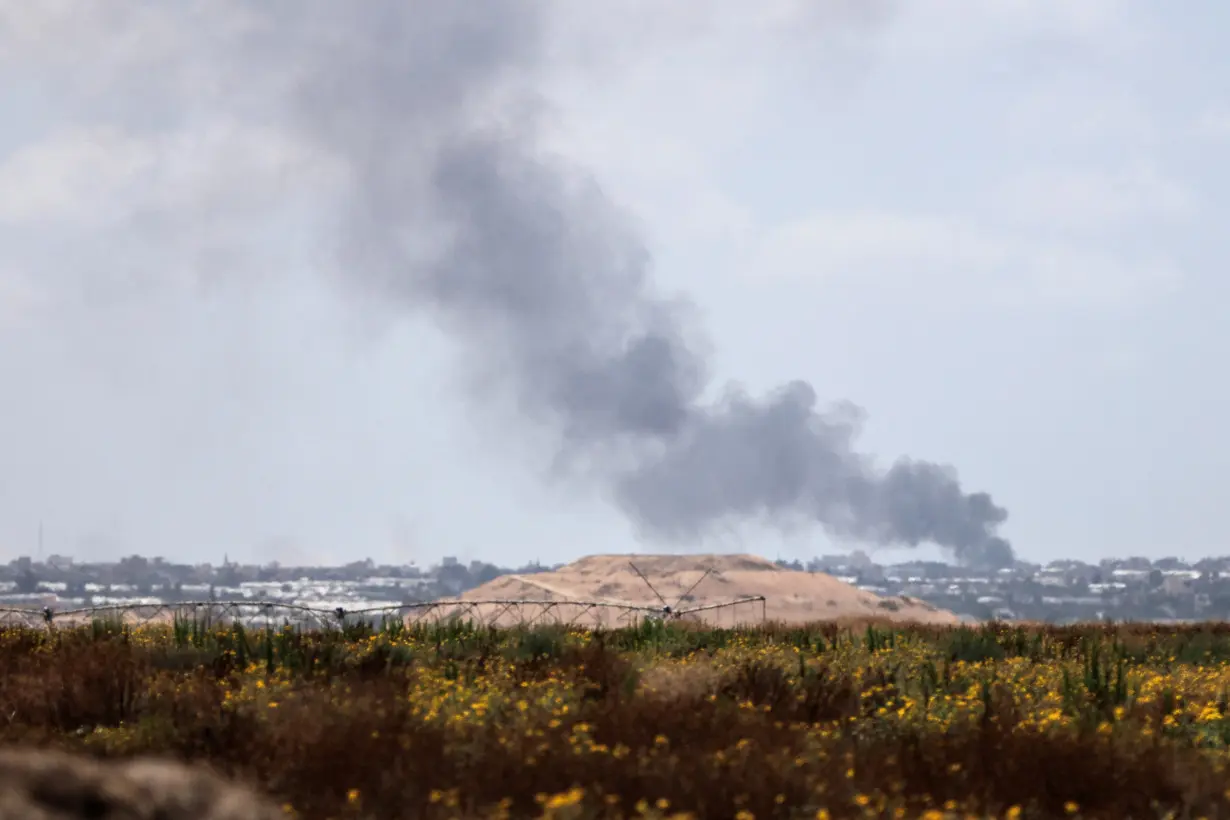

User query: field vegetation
[2,615,1230,818]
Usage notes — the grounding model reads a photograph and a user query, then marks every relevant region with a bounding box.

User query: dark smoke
[260,2,1013,567]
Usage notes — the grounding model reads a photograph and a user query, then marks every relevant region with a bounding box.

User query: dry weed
[0,747,281,820]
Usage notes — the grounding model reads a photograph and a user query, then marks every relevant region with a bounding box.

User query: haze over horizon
[2,2,1227,568]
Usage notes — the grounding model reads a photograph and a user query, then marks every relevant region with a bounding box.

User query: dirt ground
[433,553,959,628]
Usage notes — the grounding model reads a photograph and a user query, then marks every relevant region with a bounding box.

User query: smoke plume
[254,1,1015,568]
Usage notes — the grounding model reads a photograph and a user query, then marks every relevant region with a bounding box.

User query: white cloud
[0,120,345,302]
[882,0,1144,59]
[1003,88,1159,148]
[0,1,258,82]
[547,0,891,64]
[0,123,338,228]
[744,208,1179,309]
[996,165,1194,231]
[1003,241,1178,309]
[0,127,154,225]
[1192,106,1230,141]
[0,268,46,329]
[751,211,1004,276]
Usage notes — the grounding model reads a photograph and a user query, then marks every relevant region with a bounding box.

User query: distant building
[1162,575,1195,597]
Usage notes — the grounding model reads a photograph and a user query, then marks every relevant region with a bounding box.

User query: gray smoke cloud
[256,1,1013,568]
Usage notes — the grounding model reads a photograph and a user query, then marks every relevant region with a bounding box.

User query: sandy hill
[421,553,958,628]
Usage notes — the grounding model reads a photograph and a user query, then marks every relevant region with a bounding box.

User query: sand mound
[423,553,958,628]
[0,747,281,819]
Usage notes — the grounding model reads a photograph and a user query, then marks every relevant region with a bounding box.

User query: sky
[0,1,1227,568]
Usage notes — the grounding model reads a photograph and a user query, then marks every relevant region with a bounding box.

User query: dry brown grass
[0,747,281,819]
[2,619,1230,817]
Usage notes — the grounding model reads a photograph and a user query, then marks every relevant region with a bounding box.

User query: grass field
[3,616,1230,818]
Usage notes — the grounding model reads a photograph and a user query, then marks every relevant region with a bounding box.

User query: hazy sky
[1,1,1227,568]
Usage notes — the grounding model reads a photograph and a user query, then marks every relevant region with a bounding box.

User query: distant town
[2,550,1229,624]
